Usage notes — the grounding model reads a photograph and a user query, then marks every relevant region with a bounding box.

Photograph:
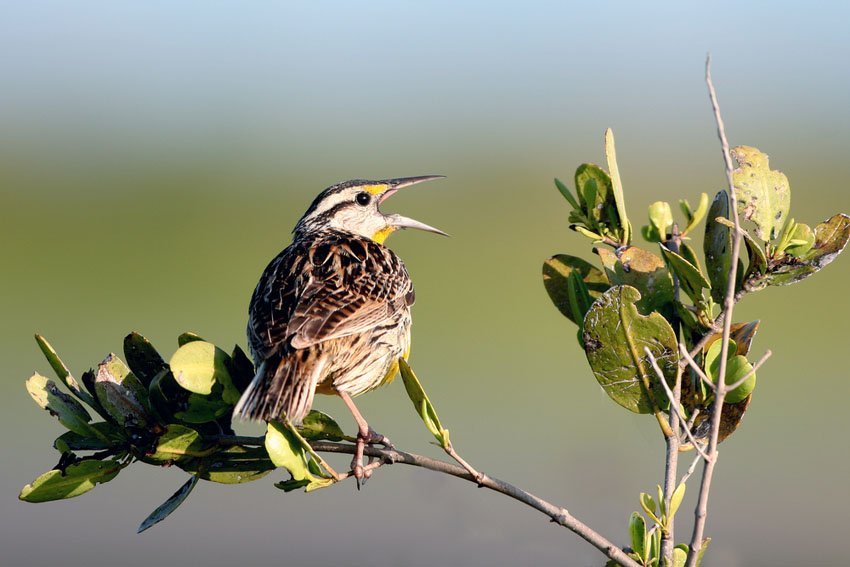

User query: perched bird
[234,176,446,480]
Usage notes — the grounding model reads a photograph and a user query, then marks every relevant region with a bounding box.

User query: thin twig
[679,343,716,392]
[686,54,743,567]
[724,350,771,392]
[311,441,641,567]
[646,348,711,463]
[213,434,638,566]
[685,408,701,436]
[444,443,486,485]
[679,454,703,486]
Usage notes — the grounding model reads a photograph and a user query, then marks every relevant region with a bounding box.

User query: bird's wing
[286,237,414,349]
[247,234,414,359]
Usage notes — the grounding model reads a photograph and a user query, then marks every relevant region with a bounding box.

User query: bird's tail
[232,352,324,425]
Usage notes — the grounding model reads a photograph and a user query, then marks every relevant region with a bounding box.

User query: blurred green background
[3,2,849,566]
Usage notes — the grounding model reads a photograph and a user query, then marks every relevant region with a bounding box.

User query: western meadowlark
[234,176,446,480]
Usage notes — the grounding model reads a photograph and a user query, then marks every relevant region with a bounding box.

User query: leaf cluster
[21,331,453,533]
[544,133,849,563]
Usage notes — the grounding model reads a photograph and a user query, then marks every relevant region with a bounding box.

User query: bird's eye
[355,192,371,206]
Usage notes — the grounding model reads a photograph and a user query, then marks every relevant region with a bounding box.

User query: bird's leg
[338,391,392,486]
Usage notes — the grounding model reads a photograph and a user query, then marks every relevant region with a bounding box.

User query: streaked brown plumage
[233,176,446,480]
[238,229,414,423]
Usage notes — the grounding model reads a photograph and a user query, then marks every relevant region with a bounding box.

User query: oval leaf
[543,254,610,324]
[299,410,348,442]
[629,512,647,560]
[26,373,98,437]
[19,460,121,503]
[34,334,97,408]
[582,286,679,413]
[180,445,275,484]
[169,341,240,404]
[123,332,168,388]
[595,247,674,315]
[732,146,790,240]
[660,245,711,303]
[704,191,733,303]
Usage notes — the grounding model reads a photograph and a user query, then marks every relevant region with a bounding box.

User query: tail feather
[232,351,325,425]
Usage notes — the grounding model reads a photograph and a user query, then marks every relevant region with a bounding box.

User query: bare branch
[311,441,641,567]
[645,348,711,462]
[213,433,637,566]
[686,54,744,567]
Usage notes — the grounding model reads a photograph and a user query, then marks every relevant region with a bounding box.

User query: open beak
[378,175,449,237]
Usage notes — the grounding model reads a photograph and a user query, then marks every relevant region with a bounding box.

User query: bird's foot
[365,427,394,450]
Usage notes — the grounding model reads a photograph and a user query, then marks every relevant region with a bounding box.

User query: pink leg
[338,391,393,486]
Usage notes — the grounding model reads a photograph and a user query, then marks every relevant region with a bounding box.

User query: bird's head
[294,176,447,244]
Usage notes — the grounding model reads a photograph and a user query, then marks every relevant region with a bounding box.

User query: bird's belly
[315,315,412,397]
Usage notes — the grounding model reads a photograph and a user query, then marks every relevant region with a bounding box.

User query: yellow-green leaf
[732,146,790,240]
[19,460,121,503]
[398,359,449,447]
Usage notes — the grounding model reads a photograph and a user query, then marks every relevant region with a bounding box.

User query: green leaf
[180,445,274,484]
[571,224,604,242]
[575,164,610,224]
[149,369,230,425]
[19,460,122,503]
[54,423,123,452]
[629,512,647,561]
[705,340,756,404]
[265,421,333,492]
[732,146,791,240]
[642,224,662,244]
[605,128,632,244]
[669,482,686,519]
[34,334,98,408]
[169,341,240,405]
[26,373,100,438]
[298,410,349,442]
[742,228,768,281]
[704,191,733,303]
[178,393,232,424]
[595,247,675,315]
[266,421,311,476]
[123,332,168,388]
[94,354,151,427]
[398,358,450,447]
[554,177,580,209]
[137,475,198,533]
[696,538,711,566]
[177,332,205,346]
[660,245,711,304]
[682,192,710,236]
[647,201,673,240]
[542,254,610,325]
[582,286,679,414]
[146,424,207,463]
[672,546,688,567]
[765,214,850,286]
[640,492,659,522]
[785,222,815,257]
